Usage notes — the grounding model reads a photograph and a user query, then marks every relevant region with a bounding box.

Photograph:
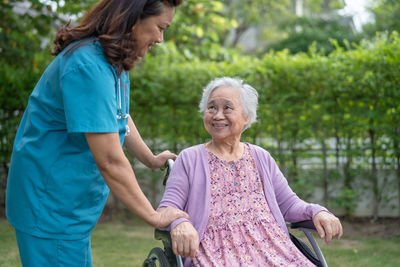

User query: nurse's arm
[123,116,176,169]
[85,132,188,228]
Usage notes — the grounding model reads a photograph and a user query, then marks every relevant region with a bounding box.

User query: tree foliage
[1,0,399,217]
[363,0,400,37]
[267,16,361,54]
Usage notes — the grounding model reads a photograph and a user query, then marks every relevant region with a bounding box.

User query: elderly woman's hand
[171,221,199,259]
[313,211,343,244]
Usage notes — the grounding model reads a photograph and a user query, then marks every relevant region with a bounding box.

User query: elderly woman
[159,77,343,266]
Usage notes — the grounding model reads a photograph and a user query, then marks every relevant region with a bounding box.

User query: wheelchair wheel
[142,247,171,267]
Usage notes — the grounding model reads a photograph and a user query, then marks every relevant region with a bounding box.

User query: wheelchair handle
[162,159,174,186]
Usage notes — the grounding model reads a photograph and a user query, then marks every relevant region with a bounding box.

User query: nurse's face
[132,4,175,60]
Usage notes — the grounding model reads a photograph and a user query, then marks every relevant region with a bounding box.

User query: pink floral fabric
[192,144,314,267]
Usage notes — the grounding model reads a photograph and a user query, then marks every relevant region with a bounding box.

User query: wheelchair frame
[143,159,328,267]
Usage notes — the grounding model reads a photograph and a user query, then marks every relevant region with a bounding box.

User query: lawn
[1,218,399,266]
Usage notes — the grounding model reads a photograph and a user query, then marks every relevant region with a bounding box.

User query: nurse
[5,0,187,266]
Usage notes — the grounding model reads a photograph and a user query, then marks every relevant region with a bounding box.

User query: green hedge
[131,34,400,217]
[1,34,399,217]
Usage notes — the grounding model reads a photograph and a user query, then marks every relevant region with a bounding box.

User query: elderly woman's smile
[203,86,250,142]
[212,123,228,129]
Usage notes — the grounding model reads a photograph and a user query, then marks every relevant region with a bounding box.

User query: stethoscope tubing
[117,77,130,136]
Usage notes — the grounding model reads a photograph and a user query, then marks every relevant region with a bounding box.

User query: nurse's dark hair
[52,0,181,75]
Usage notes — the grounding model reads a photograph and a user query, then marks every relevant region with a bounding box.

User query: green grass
[291,230,400,267]
[1,219,399,267]
[0,219,21,267]
[91,220,160,266]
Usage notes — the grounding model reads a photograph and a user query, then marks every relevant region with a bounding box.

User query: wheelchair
[143,159,328,267]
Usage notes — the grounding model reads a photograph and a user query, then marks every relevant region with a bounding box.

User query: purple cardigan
[159,143,327,266]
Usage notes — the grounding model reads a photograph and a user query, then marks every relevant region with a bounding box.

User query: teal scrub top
[6,39,130,240]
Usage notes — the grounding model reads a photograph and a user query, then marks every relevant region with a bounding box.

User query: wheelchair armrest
[289,220,328,267]
[154,229,173,247]
[154,229,185,267]
[290,220,316,231]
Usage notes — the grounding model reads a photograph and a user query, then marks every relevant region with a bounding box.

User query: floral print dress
[191,144,314,267]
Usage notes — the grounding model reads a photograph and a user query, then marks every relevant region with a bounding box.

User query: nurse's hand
[152,207,189,228]
[150,150,177,169]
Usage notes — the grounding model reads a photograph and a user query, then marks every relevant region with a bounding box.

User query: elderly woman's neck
[206,139,244,161]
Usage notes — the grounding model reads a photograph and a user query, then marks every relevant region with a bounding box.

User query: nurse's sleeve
[61,63,118,133]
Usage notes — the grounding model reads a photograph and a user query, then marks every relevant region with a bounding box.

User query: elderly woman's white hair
[199,77,258,131]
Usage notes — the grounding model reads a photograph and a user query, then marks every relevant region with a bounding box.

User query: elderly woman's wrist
[312,208,331,220]
[170,217,190,231]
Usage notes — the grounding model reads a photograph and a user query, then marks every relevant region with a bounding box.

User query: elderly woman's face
[132,5,174,59]
[203,86,250,142]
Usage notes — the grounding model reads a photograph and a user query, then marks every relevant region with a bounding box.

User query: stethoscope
[117,78,130,136]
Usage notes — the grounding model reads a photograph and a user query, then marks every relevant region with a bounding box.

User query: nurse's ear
[131,18,141,32]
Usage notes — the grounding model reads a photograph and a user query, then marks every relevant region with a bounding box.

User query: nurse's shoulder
[58,39,113,78]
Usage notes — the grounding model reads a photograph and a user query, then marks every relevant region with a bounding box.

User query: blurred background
[0,0,400,266]
[0,1,399,263]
